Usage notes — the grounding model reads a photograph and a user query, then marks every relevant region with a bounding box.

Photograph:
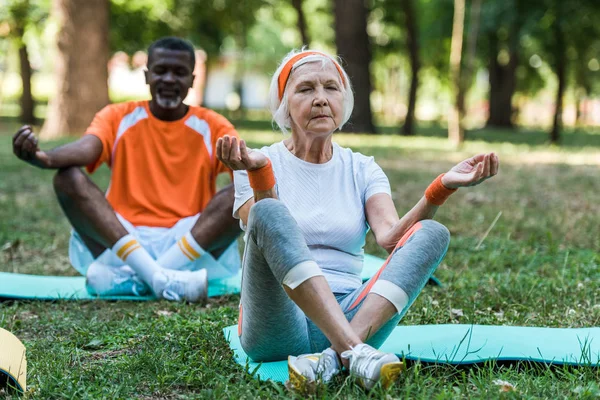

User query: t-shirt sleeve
[84,105,118,174]
[364,157,391,201]
[232,169,254,225]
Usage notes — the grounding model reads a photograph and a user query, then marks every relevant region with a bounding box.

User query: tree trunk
[292,0,310,46]
[487,35,518,128]
[448,0,465,145]
[461,0,481,117]
[17,35,35,124]
[41,0,110,138]
[550,14,565,144]
[401,0,419,136]
[486,0,519,129]
[334,0,375,133]
[233,23,248,121]
[574,89,583,127]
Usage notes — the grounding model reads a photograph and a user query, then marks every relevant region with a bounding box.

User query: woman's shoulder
[257,140,285,156]
[334,142,377,165]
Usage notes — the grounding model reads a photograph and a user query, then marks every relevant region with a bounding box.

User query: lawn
[1,120,599,399]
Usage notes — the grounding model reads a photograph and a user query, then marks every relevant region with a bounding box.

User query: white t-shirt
[233,141,391,293]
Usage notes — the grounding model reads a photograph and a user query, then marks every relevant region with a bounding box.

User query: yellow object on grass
[0,328,26,392]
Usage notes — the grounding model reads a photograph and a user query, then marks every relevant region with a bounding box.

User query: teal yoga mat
[0,271,243,300]
[0,253,406,300]
[223,324,600,383]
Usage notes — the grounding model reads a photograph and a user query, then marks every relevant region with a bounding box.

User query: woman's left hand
[441,153,499,189]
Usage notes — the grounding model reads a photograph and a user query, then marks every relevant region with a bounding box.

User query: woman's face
[286,61,344,138]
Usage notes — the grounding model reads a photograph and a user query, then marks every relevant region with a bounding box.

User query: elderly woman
[216,50,498,391]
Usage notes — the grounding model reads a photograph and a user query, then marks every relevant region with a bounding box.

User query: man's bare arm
[13,125,103,169]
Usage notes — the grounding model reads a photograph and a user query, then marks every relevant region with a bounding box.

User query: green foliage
[0,0,49,43]
[109,0,267,57]
[527,0,600,94]
[370,0,454,82]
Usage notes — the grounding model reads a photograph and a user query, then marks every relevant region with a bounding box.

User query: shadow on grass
[376,124,600,148]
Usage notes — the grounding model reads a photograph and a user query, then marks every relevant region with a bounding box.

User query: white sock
[157,232,207,270]
[112,234,161,286]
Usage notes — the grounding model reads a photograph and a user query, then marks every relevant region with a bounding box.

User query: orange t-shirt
[85,100,238,228]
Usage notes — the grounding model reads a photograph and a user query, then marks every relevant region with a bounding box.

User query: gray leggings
[238,199,450,362]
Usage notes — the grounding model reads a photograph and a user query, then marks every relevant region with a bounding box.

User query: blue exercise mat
[0,253,406,300]
[0,271,242,301]
[223,324,600,383]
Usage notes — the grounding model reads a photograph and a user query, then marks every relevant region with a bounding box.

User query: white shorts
[69,213,241,281]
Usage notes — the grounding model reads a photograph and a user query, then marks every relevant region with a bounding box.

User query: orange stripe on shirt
[349,222,423,311]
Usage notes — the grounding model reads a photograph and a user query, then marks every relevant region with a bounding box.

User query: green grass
[1,120,599,399]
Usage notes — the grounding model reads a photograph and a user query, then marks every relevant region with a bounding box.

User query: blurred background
[0,0,599,144]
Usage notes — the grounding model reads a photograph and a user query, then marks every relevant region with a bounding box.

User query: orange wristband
[248,159,276,191]
[425,174,457,206]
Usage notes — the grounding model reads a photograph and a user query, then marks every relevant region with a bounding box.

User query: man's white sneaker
[86,261,149,296]
[287,348,340,393]
[341,343,405,390]
[151,268,208,303]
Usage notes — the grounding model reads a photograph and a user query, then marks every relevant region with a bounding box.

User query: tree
[460,0,481,118]
[0,0,49,124]
[448,0,465,145]
[483,1,520,128]
[549,2,565,144]
[41,0,109,138]
[291,0,310,46]
[334,0,375,133]
[400,0,419,136]
[532,0,600,143]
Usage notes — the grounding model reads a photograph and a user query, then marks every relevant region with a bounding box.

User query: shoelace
[161,278,184,301]
[131,275,148,297]
[113,267,149,296]
[348,345,384,379]
[316,353,338,381]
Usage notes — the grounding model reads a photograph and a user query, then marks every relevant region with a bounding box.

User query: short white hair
[268,49,354,134]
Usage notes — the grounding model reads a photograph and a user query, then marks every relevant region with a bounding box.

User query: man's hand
[13,126,51,169]
[441,153,499,189]
[216,135,268,171]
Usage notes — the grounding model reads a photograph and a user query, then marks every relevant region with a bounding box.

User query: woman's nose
[312,88,329,106]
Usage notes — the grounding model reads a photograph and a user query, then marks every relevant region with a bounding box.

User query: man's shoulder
[97,100,148,121]
[187,106,234,129]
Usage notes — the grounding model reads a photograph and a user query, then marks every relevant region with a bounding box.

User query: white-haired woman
[217,50,498,391]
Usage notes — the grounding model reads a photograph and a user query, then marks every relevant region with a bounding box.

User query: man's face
[145,48,194,110]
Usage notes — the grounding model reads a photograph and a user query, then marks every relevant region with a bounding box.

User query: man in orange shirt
[12,37,241,303]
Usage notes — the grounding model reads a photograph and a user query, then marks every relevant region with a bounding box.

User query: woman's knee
[240,333,286,362]
[247,199,290,236]
[420,219,451,251]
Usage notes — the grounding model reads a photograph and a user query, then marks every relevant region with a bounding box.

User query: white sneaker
[287,348,340,393]
[86,261,149,296]
[341,343,405,390]
[151,268,208,303]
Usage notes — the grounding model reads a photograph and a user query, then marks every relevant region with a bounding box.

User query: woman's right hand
[216,135,268,171]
